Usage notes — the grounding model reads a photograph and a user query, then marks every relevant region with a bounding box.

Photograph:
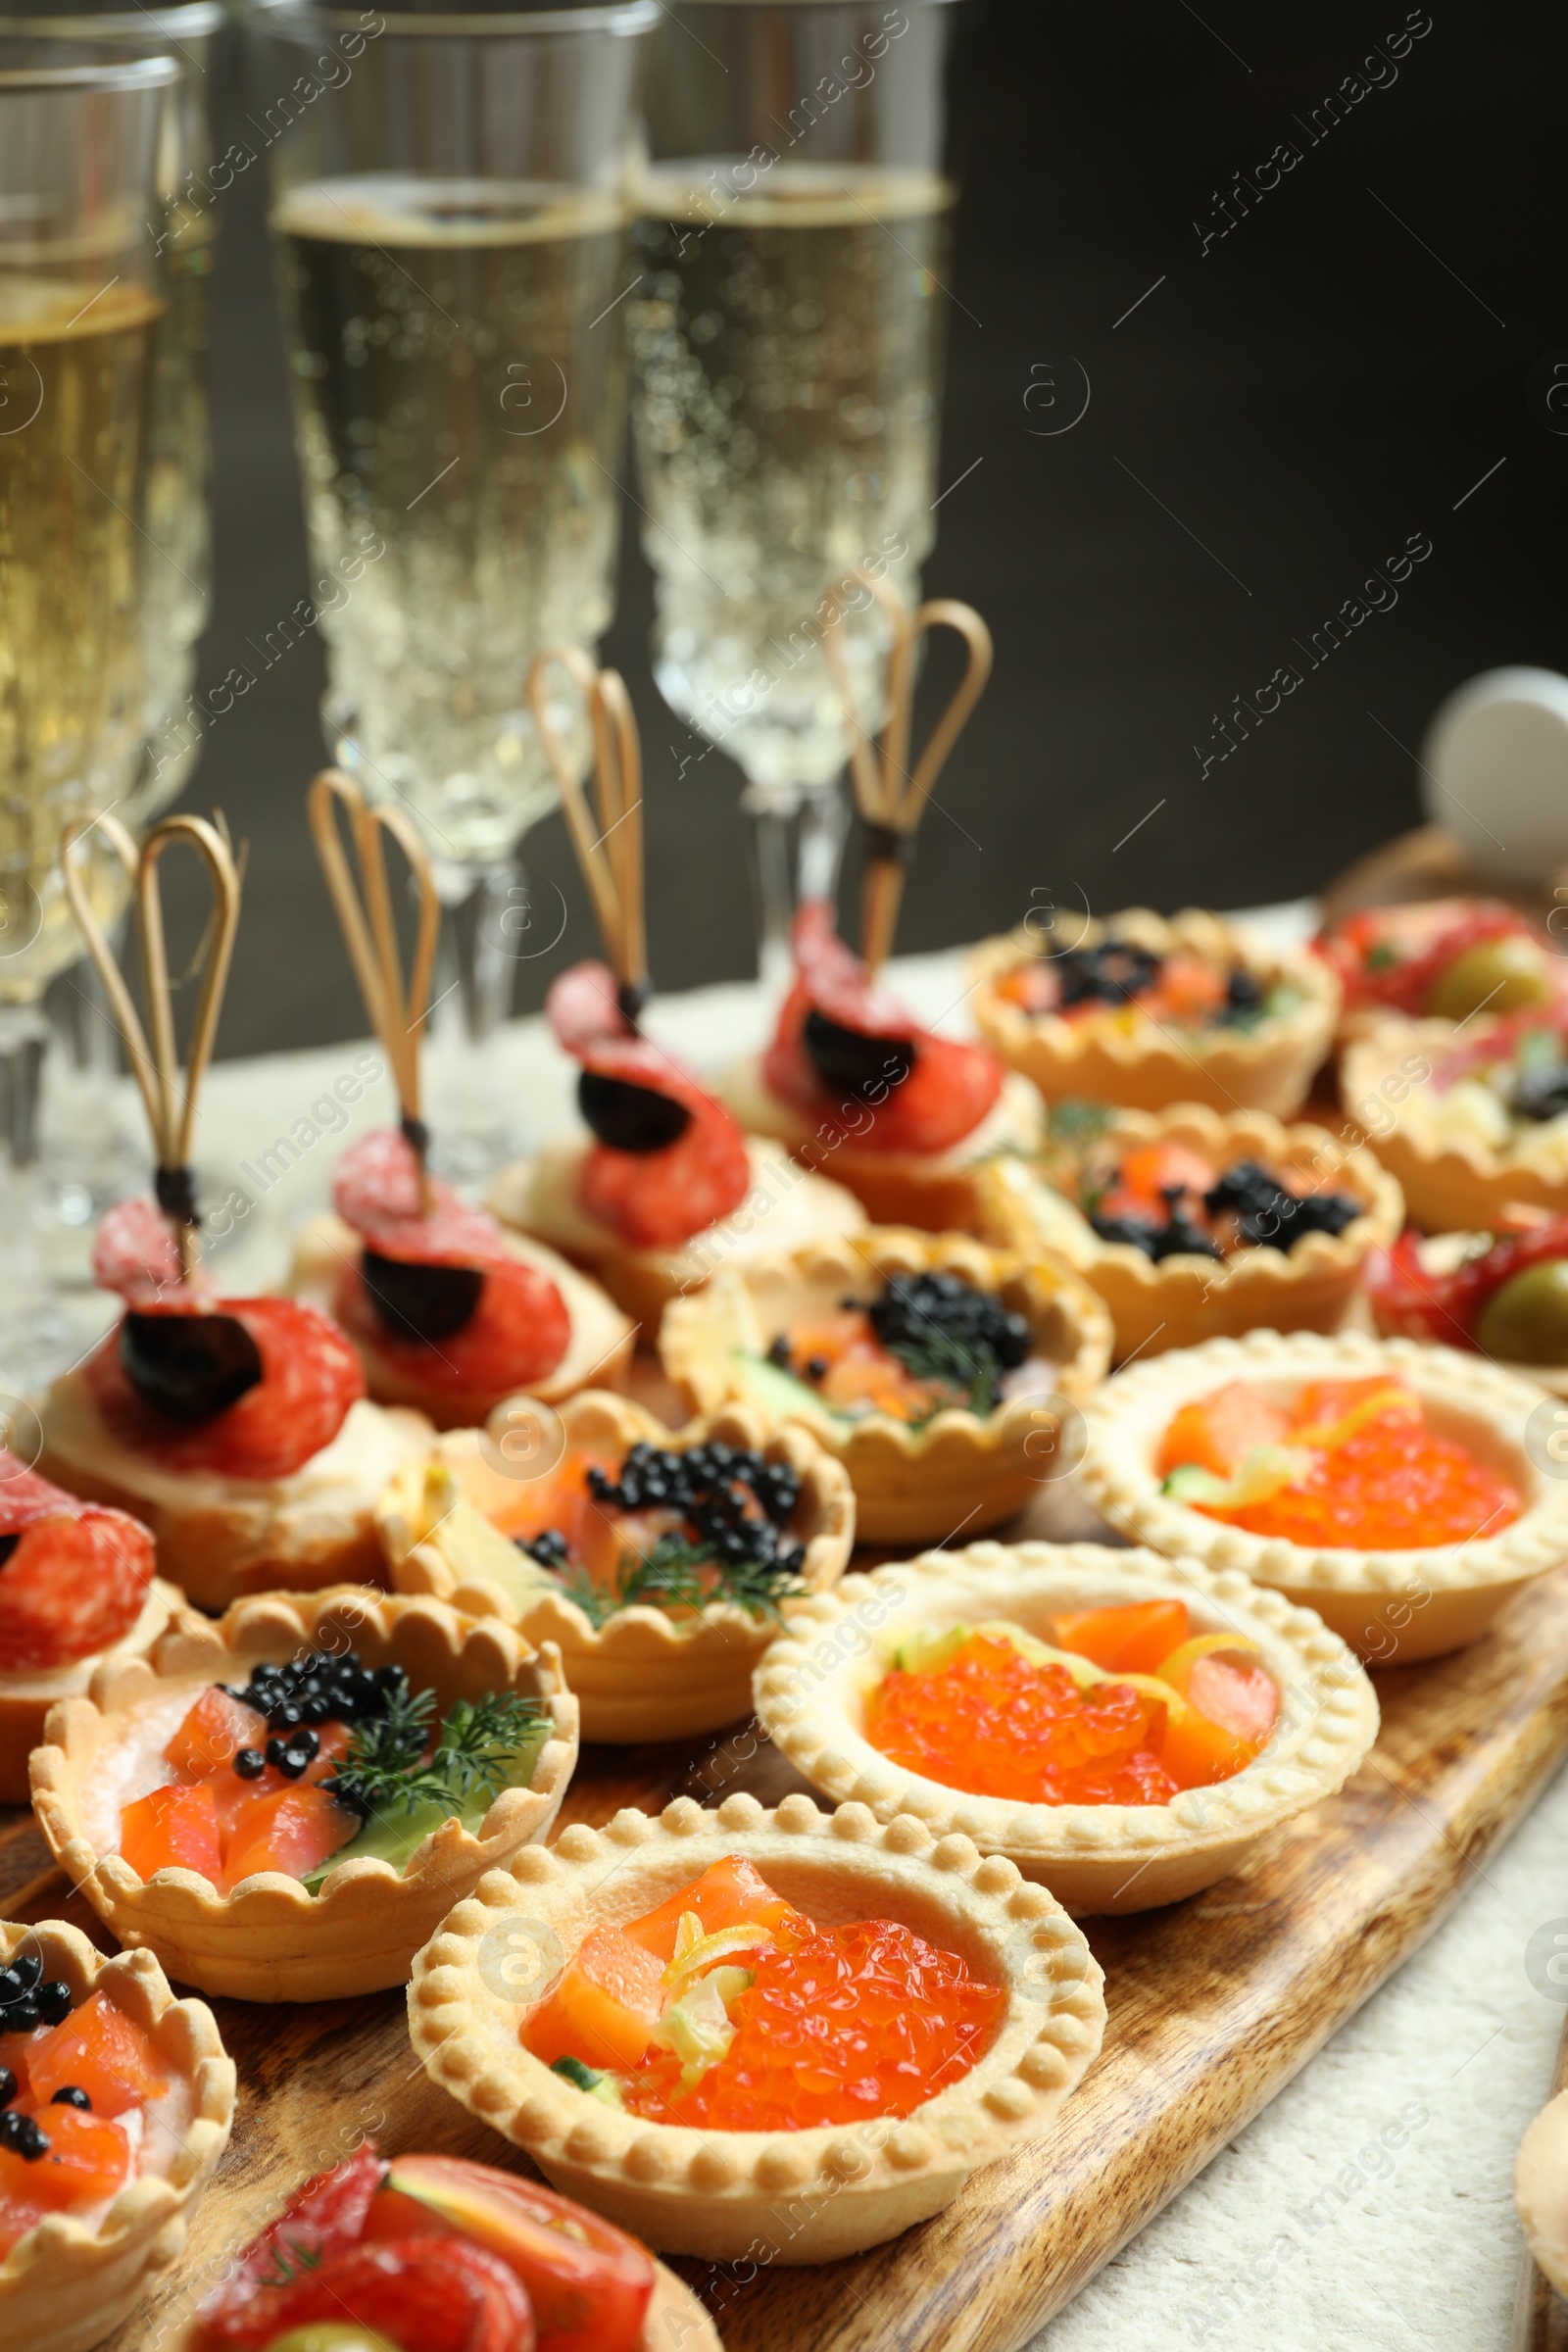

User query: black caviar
[0,2067,16,2109]
[0,2111,48,2160]
[50,2085,91,2110]
[868,1270,1031,1384]
[1092,1191,1222,1263]
[1048,942,1267,1029]
[220,1653,404,1787]
[586,1442,806,1578]
[1090,1158,1361,1263]
[0,1951,61,2037]
[519,1529,568,1571]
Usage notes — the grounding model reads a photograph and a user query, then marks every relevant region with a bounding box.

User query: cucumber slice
[889,1624,973,1674]
[729,1350,848,1423]
[1161,1463,1231,1504]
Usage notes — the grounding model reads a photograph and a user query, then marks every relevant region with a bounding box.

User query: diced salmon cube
[619,1855,797,1963]
[119,1782,221,1883]
[164,1685,267,1780]
[1156,1381,1292,1480]
[220,1785,358,1892]
[2,2107,130,2207]
[1047,1599,1191,1676]
[25,1992,169,2118]
[523,1926,666,2071]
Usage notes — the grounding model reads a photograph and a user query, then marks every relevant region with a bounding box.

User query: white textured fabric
[57,902,1555,2343]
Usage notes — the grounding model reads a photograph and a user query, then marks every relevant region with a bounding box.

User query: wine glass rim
[0,2,223,35]
[0,39,178,84]
[247,0,659,36]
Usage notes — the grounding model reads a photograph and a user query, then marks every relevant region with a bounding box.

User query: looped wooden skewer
[822,571,993,976]
[527,646,647,1025]
[307,769,439,1201]
[61,810,241,1280]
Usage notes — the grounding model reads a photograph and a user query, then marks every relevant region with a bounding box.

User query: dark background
[169,0,1564,1056]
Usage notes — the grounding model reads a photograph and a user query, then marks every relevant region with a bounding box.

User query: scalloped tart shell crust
[408,1794,1105,2263]
[0,1919,234,2352]
[29,1591,580,2002]
[1516,2085,1568,2300]
[976,1103,1404,1362]
[659,1230,1113,1545]
[752,1542,1379,1914]
[1077,1330,1568,1662]
[1341,1016,1568,1232]
[969,910,1340,1117]
[379,1392,855,1743]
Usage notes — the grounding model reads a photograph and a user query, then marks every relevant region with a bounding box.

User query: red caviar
[620,1917,1004,2132]
[867,1633,1183,1805]
[1162,1375,1523,1549]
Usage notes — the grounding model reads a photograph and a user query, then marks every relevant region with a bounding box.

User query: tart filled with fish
[1078,1329,1568,1661]
[292,1126,635,1430]
[976,1102,1401,1361]
[378,1391,853,1742]
[29,1591,577,2002]
[660,1229,1111,1544]
[970,906,1338,1116]
[38,1200,432,1612]
[491,960,866,1328]
[410,1793,1104,2262]
[754,1542,1378,1912]
[0,1917,232,2352]
[718,901,1043,1233]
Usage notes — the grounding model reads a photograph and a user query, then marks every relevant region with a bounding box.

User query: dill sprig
[878,1323,1002,1420]
[557,1531,805,1631]
[326,1684,548,1819]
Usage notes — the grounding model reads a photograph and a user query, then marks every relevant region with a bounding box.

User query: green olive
[260,2329,400,2352]
[1473,1259,1568,1364]
[1425,935,1551,1020]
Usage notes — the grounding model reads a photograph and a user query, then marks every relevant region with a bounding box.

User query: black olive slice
[802,1010,916,1100]
[0,1535,17,1571]
[362,1250,484,1343]
[120,1310,265,1423]
[578,1070,693,1152]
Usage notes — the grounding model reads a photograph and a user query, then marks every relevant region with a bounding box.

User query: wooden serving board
[9,1509,1568,2352]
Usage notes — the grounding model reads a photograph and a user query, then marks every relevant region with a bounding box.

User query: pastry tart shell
[0,1917,234,2352]
[969,909,1340,1117]
[752,1541,1379,1914]
[716,1055,1046,1233]
[29,1590,579,2003]
[659,1228,1112,1545]
[975,1103,1404,1362]
[36,1379,434,1613]
[488,1133,868,1329]
[1341,1015,1568,1232]
[292,1212,637,1428]
[1076,1329,1568,1662]
[1516,2085,1568,2300]
[377,1391,855,1743]
[408,1792,1104,2263]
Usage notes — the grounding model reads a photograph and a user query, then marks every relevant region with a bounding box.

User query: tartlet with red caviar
[491,960,867,1327]
[176,2139,718,2352]
[0,1918,233,2352]
[1077,1330,1568,1661]
[976,1102,1403,1361]
[1316,895,1560,1044]
[1368,1211,1568,1395]
[409,1792,1104,2262]
[0,1453,195,1805]
[752,1542,1378,1914]
[37,1200,432,1611]
[29,1591,577,2002]
[377,1391,854,1742]
[970,907,1340,1116]
[1343,1010,1568,1233]
[291,1125,636,1430]
[660,1229,1112,1544]
[717,900,1044,1233]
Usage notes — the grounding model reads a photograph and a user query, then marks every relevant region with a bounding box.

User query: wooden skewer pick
[308,769,440,1205]
[527,647,647,1025]
[60,810,241,1281]
[822,571,993,977]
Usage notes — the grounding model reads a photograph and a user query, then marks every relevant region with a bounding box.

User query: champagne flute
[628,0,970,986]
[249,0,657,1177]
[0,33,175,1368]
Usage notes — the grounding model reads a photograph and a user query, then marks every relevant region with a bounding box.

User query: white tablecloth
[28,906,1561,2349]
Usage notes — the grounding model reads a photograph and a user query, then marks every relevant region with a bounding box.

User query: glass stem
[741,780,803,995]
[798,777,851,911]
[422,860,523,1182]
[0,1003,49,1171]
